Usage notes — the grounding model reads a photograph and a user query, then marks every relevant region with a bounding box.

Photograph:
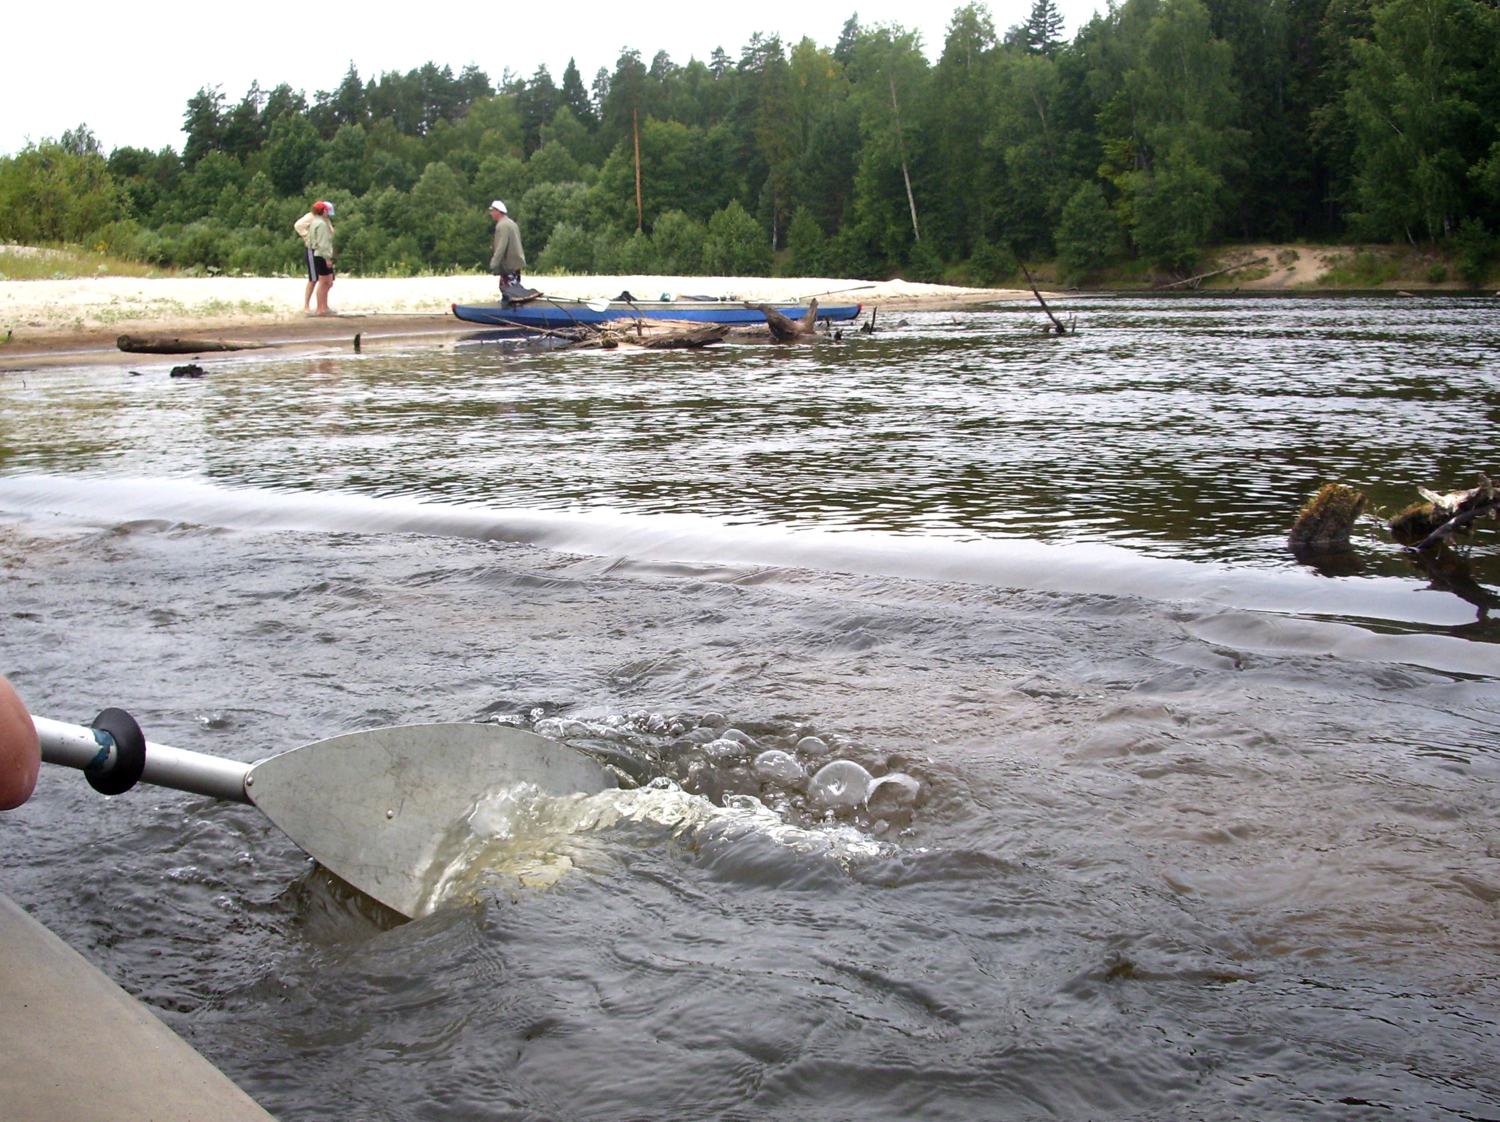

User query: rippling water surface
[2,294,1500,1120]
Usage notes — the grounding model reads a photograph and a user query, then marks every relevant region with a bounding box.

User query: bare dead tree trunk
[889,75,920,242]
[633,108,644,233]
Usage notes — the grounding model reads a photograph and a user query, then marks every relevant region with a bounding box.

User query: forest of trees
[3,0,1499,283]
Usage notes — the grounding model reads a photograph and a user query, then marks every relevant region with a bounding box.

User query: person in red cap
[0,674,40,810]
[306,200,337,315]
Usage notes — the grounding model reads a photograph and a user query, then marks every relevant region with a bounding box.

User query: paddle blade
[244,723,614,918]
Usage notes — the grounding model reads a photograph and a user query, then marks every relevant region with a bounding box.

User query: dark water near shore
[3,294,1500,1119]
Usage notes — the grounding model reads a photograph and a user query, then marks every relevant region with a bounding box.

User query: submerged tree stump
[753,300,821,342]
[1289,483,1367,554]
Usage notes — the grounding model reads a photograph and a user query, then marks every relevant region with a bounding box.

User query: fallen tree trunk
[117,335,267,354]
[1156,256,1270,291]
[637,324,729,349]
[1017,262,1069,334]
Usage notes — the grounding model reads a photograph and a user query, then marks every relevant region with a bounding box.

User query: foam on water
[3,474,1499,675]
[418,779,892,915]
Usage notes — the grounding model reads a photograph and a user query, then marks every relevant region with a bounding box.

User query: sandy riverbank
[0,273,1021,350]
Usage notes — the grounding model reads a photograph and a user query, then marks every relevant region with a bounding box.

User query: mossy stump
[1389,502,1445,546]
[1288,484,1366,553]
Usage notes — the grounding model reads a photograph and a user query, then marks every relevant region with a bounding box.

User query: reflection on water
[3,295,1500,1119]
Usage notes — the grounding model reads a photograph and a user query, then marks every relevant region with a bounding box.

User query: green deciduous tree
[265,113,326,196]
[1343,0,1500,241]
[0,134,124,244]
[1054,179,1125,275]
[703,198,772,274]
[650,210,707,274]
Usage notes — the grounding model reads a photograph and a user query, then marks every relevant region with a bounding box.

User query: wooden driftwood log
[751,300,821,342]
[563,320,728,350]
[1390,476,1499,550]
[117,335,266,354]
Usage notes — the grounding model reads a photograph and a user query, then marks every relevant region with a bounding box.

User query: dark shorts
[305,248,333,282]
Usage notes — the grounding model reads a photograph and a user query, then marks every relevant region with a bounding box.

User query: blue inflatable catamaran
[451,296,863,331]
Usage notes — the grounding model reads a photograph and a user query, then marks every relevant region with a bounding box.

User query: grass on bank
[0,243,174,280]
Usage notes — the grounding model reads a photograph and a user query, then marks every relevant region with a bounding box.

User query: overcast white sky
[2,0,1105,156]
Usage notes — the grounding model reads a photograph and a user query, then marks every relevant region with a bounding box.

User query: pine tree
[834,13,863,64]
[1024,0,1066,54]
[560,59,597,129]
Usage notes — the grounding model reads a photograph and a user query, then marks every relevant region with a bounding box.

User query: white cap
[490,200,507,213]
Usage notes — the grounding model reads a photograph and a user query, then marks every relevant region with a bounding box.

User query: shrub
[702,199,772,276]
[650,210,706,275]
[786,206,828,277]
[907,241,945,283]
[968,237,1018,285]
[1453,217,1496,287]
[536,221,593,273]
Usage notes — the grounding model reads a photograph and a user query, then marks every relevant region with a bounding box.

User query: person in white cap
[488,200,526,290]
[306,200,337,315]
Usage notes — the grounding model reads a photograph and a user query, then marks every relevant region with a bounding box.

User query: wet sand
[0,274,1024,369]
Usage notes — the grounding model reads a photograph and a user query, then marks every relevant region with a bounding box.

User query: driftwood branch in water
[564,321,728,350]
[117,334,267,354]
[1398,476,1500,551]
[1017,261,1069,334]
[752,300,821,342]
[636,324,729,349]
[1156,256,1270,291]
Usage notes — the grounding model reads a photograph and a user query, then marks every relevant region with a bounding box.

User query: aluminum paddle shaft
[34,715,252,804]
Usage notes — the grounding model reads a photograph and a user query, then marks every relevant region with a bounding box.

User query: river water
[2,294,1499,1120]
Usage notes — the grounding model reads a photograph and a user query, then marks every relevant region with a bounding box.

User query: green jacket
[308,215,335,260]
[490,216,525,273]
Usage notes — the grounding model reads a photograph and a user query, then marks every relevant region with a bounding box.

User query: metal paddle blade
[244,723,615,918]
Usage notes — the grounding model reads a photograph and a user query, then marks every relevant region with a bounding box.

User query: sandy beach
[0,273,1026,367]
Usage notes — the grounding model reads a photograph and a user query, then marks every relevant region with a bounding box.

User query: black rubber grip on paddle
[87,708,147,796]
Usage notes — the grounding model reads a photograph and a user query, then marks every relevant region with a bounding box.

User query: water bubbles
[753,749,806,784]
[867,772,922,814]
[522,708,925,840]
[703,737,748,760]
[808,760,874,809]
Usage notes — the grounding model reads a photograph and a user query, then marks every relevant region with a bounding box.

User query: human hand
[0,675,40,810]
